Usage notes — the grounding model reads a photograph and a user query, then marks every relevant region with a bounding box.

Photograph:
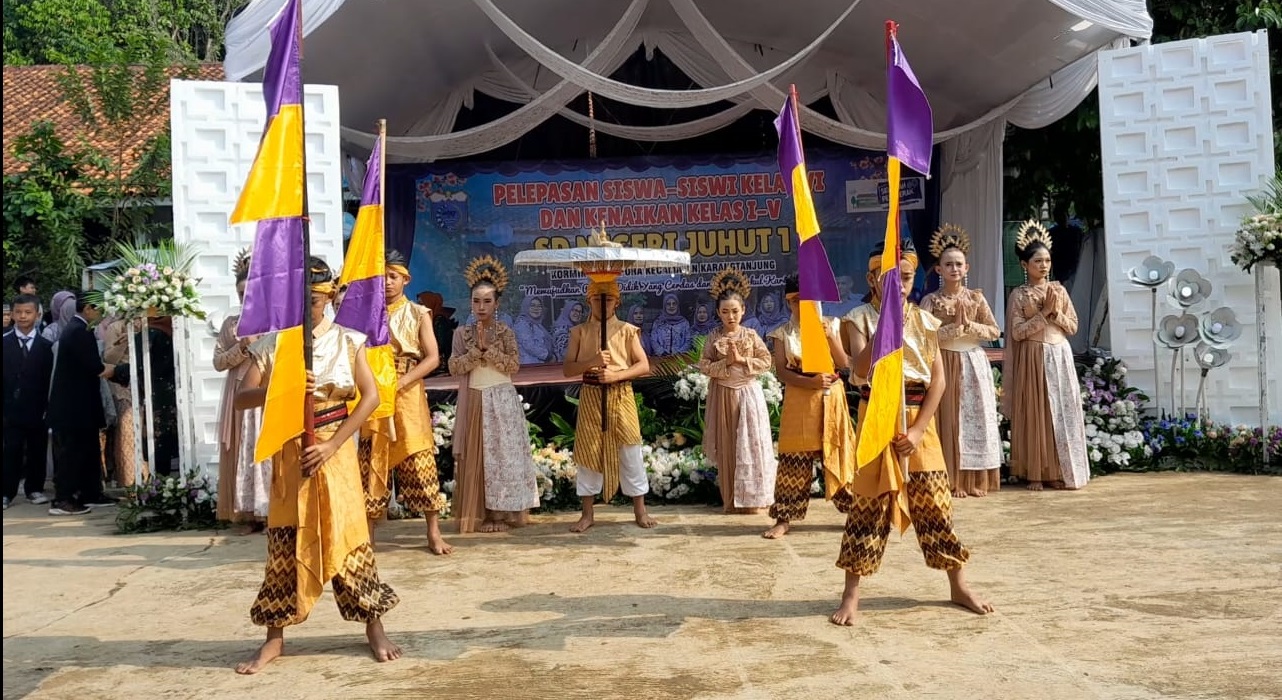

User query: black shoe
[49,501,90,516]
[84,495,118,508]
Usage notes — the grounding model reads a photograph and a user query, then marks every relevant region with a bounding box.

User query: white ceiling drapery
[226,0,1152,325]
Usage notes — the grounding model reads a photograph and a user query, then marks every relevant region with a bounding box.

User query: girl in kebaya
[698,269,777,514]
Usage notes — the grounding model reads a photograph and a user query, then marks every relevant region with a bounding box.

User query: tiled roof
[2,63,224,181]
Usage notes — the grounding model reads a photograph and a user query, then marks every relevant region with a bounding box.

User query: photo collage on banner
[407,150,938,364]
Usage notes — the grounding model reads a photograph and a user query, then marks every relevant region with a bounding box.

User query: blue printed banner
[407,150,935,364]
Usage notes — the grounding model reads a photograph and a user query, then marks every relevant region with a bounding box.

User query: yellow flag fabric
[230,104,305,225]
[255,326,307,463]
[798,300,834,374]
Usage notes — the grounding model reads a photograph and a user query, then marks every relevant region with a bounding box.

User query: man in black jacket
[3,294,54,509]
[46,292,115,516]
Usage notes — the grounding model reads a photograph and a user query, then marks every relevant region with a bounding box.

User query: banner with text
[409,150,934,363]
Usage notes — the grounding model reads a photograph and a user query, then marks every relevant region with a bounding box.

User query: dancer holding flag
[762,86,858,540]
[832,23,990,625]
[229,0,400,672]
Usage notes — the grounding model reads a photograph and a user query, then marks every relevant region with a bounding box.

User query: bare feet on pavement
[569,514,594,533]
[235,632,284,674]
[950,583,995,615]
[366,619,402,662]
[762,520,790,539]
[829,587,860,626]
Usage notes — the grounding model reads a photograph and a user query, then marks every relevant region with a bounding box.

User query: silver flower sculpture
[1155,313,1201,349]
[1199,307,1242,348]
[1127,256,1175,287]
[1169,269,1212,308]
[1194,342,1230,370]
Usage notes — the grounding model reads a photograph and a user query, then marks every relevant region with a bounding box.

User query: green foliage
[3,0,248,65]
[548,395,580,449]
[2,121,96,293]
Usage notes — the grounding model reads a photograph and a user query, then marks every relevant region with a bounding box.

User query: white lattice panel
[1100,31,1278,425]
[170,79,343,480]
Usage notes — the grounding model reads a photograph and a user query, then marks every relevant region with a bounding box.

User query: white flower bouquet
[97,239,206,320]
[1229,175,1282,273]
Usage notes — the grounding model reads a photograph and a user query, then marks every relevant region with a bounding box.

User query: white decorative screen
[169,80,344,479]
[1099,31,1278,425]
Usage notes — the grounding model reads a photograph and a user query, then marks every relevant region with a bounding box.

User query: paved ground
[3,472,1281,700]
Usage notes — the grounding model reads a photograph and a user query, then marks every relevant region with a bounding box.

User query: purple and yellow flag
[855,23,934,471]
[230,0,308,462]
[775,90,840,374]
[335,135,396,423]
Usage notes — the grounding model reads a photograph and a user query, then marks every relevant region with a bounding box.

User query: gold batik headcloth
[386,263,410,277]
[586,279,620,299]
[868,248,918,274]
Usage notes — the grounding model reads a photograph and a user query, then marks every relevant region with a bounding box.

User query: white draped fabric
[225,0,1152,321]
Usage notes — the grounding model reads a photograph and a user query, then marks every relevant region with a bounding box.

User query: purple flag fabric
[263,0,303,118]
[239,217,305,336]
[798,237,841,302]
[870,256,904,365]
[887,36,933,176]
[335,277,389,345]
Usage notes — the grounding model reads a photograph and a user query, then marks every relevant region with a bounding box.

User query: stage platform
[422,348,1005,391]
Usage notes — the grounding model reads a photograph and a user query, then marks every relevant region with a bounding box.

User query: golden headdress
[709,268,751,300]
[929,223,971,259]
[463,255,509,294]
[308,256,337,295]
[232,247,252,282]
[1016,219,1053,253]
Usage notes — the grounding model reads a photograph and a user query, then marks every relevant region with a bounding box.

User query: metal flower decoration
[1127,255,1175,287]
[1155,313,1201,348]
[1169,269,1212,308]
[1198,307,1242,348]
[1193,342,1230,370]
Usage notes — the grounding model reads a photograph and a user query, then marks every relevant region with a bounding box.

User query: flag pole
[886,20,910,482]
[297,0,316,450]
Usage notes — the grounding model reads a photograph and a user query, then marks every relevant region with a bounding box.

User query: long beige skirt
[938,347,1001,493]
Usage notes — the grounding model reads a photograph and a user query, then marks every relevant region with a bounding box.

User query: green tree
[2,122,98,293]
[1003,1,1281,226]
[3,0,248,64]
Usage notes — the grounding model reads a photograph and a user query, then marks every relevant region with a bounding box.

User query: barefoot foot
[762,521,791,539]
[426,534,454,555]
[235,635,284,674]
[634,511,658,529]
[968,488,987,497]
[366,619,402,662]
[829,589,860,626]
[950,584,995,615]
[479,519,509,533]
[569,514,595,533]
[1026,481,1044,492]
[507,511,529,528]
[952,488,966,498]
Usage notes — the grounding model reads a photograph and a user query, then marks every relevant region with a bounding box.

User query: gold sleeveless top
[842,303,940,386]
[387,296,428,361]
[252,320,365,409]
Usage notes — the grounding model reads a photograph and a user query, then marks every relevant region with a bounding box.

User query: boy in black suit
[3,294,54,509]
[46,292,116,516]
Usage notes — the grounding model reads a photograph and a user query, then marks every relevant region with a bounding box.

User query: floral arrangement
[431,403,456,451]
[1228,175,1282,273]
[1080,357,1150,471]
[115,470,219,534]
[97,239,205,320]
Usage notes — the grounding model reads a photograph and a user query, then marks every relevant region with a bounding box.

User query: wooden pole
[886,20,909,481]
[297,0,316,450]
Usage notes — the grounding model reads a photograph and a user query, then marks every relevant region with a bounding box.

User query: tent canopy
[226,0,1151,161]
[222,0,1151,328]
